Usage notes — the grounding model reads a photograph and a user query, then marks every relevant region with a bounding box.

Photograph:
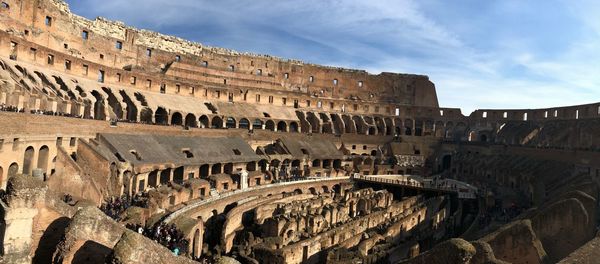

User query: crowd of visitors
[0,103,23,112]
[99,193,150,220]
[126,222,190,257]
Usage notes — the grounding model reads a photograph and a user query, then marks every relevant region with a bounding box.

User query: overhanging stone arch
[342,115,356,133]
[265,120,275,131]
[319,113,333,134]
[384,118,393,135]
[120,90,138,122]
[239,118,250,129]
[226,117,237,129]
[295,111,311,133]
[102,87,123,120]
[289,122,299,133]
[374,117,385,135]
[90,90,106,120]
[306,112,321,133]
[331,114,345,135]
[352,116,367,134]
[252,119,263,130]
[139,107,153,123]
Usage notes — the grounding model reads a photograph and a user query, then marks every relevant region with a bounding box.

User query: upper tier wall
[0,0,439,108]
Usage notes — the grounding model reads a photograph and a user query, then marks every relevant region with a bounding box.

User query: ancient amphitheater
[0,1,599,264]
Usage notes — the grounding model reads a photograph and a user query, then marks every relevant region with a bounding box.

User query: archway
[306,112,321,133]
[37,145,50,175]
[265,120,275,131]
[289,122,299,133]
[23,146,35,175]
[331,114,344,135]
[374,117,385,135]
[211,163,222,174]
[155,107,168,125]
[148,170,158,187]
[352,116,366,134]
[199,165,210,178]
[140,108,153,123]
[277,121,287,132]
[239,118,250,129]
[211,116,223,128]
[404,119,413,135]
[384,118,394,135]
[160,169,171,184]
[312,160,321,167]
[253,119,263,130]
[8,163,18,177]
[199,115,209,128]
[91,90,106,120]
[224,163,233,174]
[226,117,236,128]
[171,112,183,126]
[342,115,356,133]
[185,113,197,128]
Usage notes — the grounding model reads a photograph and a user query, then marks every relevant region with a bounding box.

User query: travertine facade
[0,0,599,263]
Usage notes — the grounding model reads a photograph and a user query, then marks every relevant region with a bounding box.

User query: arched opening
[342,115,356,133]
[309,187,317,195]
[185,113,197,128]
[91,90,106,120]
[441,155,452,171]
[323,160,332,168]
[296,111,311,133]
[414,120,423,136]
[307,112,321,133]
[289,122,299,133]
[199,115,209,128]
[148,170,158,187]
[480,134,488,142]
[155,107,168,125]
[312,159,321,167]
[404,119,413,135]
[239,118,250,129]
[8,163,18,177]
[434,121,445,137]
[352,116,366,134]
[211,116,223,129]
[211,163,222,174]
[246,161,257,171]
[374,117,385,135]
[258,160,268,172]
[265,120,275,131]
[277,121,287,132]
[102,87,123,120]
[120,90,138,122]
[468,131,477,142]
[224,163,233,174]
[319,113,333,134]
[331,114,344,135]
[171,112,183,126]
[333,159,342,169]
[159,169,171,184]
[368,127,376,135]
[199,165,210,178]
[37,145,50,175]
[139,107,153,123]
[23,146,35,175]
[253,119,263,130]
[173,167,184,184]
[226,117,236,128]
[384,118,394,135]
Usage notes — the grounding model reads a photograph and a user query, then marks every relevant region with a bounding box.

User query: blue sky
[65,0,600,114]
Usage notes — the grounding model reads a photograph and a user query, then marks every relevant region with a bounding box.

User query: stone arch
[445,122,454,139]
[8,162,19,177]
[185,113,198,128]
[374,117,385,135]
[265,120,275,131]
[331,114,344,135]
[160,169,171,184]
[171,112,183,126]
[199,165,210,178]
[119,90,138,122]
[289,122,299,133]
[394,118,403,136]
[23,146,35,175]
[368,127,376,135]
[404,119,413,135]
[90,90,106,120]
[199,115,209,128]
[258,159,268,172]
[211,116,223,129]
[155,107,168,125]
[312,159,321,167]
[224,163,233,174]
[252,119,263,130]
[211,163,222,174]
[101,87,123,120]
[306,112,321,133]
[319,113,333,134]
[342,115,356,133]
[295,111,311,133]
[424,120,434,136]
[226,117,236,128]
[148,170,158,187]
[434,121,445,137]
[139,107,153,124]
[173,167,184,184]
[414,120,424,136]
[352,116,367,134]
[277,121,287,132]
[384,118,393,135]
[239,118,250,129]
[37,145,50,175]
[333,159,342,169]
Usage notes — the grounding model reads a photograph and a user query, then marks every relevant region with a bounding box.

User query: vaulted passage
[171,112,183,126]
[155,107,168,125]
[23,146,35,175]
[120,90,138,122]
